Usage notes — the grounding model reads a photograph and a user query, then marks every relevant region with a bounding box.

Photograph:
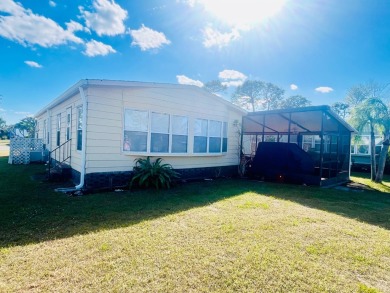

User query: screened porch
[241,106,356,187]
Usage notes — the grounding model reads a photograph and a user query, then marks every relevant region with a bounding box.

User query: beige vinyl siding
[84,85,242,174]
[36,92,83,173]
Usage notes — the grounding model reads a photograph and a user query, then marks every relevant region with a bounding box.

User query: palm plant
[130,157,180,190]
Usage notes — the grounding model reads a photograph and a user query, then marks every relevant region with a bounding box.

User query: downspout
[56,85,87,193]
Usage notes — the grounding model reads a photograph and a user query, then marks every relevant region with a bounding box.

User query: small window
[56,114,61,147]
[77,107,83,151]
[43,119,49,145]
[66,107,71,141]
[194,119,208,153]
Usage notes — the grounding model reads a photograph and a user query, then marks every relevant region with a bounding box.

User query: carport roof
[243,105,356,134]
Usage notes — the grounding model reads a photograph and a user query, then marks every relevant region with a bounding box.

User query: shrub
[130,157,180,190]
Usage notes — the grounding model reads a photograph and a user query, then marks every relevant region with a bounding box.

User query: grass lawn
[1,155,390,292]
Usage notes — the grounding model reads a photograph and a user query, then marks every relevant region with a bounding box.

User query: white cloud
[0,0,83,47]
[0,0,23,15]
[218,69,247,87]
[14,111,33,117]
[129,25,171,51]
[24,60,42,68]
[202,26,240,48]
[290,84,298,90]
[176,75,204,87]
[66,20,85,33]
[49,1,56,7]
[79,0,127,36]
[0,108,6,112]
[315,86,333,93]
[84,39,116,57]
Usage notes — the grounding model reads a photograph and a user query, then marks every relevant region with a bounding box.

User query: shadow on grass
[1,156,390,248]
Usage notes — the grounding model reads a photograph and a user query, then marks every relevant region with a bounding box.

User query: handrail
[48,139,72,180]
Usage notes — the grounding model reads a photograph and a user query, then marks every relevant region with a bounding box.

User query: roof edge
[35,79,247,117]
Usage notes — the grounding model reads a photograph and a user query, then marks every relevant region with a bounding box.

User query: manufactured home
[33,79,357,191]
[34,79,245,190]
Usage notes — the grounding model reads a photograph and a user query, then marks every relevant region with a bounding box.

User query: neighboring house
[35,79,246,190]
[350,127,383,170]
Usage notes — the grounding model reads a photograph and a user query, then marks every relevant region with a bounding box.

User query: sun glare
[198,0,286,28]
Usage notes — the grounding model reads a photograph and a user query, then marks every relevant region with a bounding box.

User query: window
[209,120,222,153]
[56,114,61,147]
[43,119,49,145]
[222,122,228,152]
[194,119,208,153]
[194,119,227,154]
[172,115,188,153]
[151,112,169,153]
[66,107,71,141]
[77,106,83,151]
[124,109,148,152]
[123,109,226,155]
[36,122,39,139]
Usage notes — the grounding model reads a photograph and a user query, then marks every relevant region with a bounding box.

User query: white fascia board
[35,79,247,117]
[34,79,87,118]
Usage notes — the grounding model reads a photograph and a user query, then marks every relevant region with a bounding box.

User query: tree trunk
[375,136,389,183]
[370,123,377,181]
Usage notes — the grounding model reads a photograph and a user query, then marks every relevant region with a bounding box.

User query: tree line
[0,117,36,139]
[204,79,311,111]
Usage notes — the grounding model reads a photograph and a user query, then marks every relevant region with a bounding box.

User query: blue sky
[1,0,390,124]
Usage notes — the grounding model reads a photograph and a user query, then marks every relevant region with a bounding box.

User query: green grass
[1,156,390,292]
[351,171,390,193]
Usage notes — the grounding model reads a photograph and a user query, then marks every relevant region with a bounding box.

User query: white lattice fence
[9,138,44,164]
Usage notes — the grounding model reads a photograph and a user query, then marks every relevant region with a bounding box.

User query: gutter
[56,85,88,194]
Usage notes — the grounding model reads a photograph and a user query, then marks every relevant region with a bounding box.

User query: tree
[12,117,37,138]
[348,82,389,182]
[0,117,5,130]
[232,80,285,111]
[203,80,227,94]
[331,102,350,119]
[279,95,311,109]
[0,117,7,139]
[232,80,265,112]
[262,82,285,110]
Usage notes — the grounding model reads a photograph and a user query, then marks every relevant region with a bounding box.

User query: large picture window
[124,109,148,152]
[123,109,226,155]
